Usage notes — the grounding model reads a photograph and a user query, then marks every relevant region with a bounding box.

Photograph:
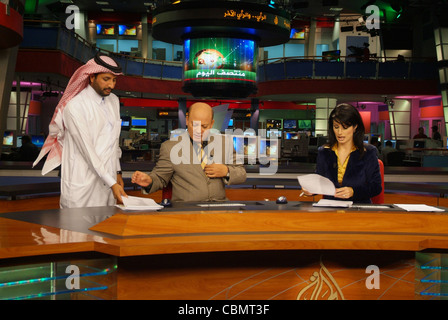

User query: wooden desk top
[1,202,447,260]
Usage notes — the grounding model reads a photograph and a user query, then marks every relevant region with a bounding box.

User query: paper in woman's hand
[297,174,336,196]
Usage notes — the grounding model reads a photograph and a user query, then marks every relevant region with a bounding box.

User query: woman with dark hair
[304,103,382,203]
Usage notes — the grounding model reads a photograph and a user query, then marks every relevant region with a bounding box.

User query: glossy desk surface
[1,201,448,260]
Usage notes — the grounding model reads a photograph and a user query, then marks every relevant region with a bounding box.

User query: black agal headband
[94,52,123,74]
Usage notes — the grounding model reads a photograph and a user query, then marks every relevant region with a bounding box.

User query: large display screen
[182,37,258,98]
[118,25,137,36]
[96,24,115,35]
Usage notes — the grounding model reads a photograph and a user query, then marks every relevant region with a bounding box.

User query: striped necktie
[196,144,208,169]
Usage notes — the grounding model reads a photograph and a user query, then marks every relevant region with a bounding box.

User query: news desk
[1,201,447,300]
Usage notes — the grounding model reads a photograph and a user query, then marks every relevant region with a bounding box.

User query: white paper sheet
[116,196,163,211]
[394,204,445,212]
[298,174,336,196]
[312,199,353,208]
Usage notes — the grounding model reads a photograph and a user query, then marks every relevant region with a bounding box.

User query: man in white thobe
[34,53,127,208]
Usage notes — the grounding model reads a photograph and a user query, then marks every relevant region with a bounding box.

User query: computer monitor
[267,139,278,157]
[131,117,147,127]
[285,132,299,140]
[233,135,257,157]
[371,134,381,143]
[384,139,396,149]
[228,119,234,127]
[363,135,370,143]
[413,140,426,148]
[31,135,45,148]
[283,119,297,130]
[444,136,448,149]
[3,131,14,146]
[266,119,282,130]
[245,137,257,157]
[259,138,280,157]
[298,120,312,130]
[267,130,282,139]
[232,135,244,154]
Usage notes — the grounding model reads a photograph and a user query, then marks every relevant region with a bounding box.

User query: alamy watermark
[65,265,80,290]
[65,5,81,31]
[365,5,380,30]
[365,265,380,289]
[169,125,279,175]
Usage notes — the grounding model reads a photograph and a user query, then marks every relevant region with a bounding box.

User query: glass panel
[7,104,16,117]
[443,44,448,61]
[315,108,329,119]
[436,45,443,61]
[394,112,411,123]
[0,258,116,300]
[6,118,17,130]
[440,69,446,84]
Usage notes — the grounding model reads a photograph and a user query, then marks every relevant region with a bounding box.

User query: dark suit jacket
[316,144,382,203]
[144,132,247,202]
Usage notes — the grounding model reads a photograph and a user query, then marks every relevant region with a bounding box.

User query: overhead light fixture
[96,1,110,5]
[101,8,114,11]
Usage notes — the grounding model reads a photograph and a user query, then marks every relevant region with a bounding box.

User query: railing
[258,55,438,81]
[21,23,183,81]
[20,23,439,83]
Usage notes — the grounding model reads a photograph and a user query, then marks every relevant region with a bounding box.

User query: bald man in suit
[131,102,246,202]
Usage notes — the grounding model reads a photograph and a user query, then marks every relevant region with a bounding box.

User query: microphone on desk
[276,196,288,204]
[160,198,172,207]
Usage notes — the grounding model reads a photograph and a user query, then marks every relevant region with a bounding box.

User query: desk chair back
[371,159,384,204]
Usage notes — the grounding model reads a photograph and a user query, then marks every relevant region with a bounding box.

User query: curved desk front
[1,201,447,300]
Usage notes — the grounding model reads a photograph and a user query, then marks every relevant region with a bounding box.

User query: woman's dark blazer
[316,144,382,203]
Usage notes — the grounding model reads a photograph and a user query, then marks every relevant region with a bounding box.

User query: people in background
[301,103,382,203]
[369,136,380,158]
[131,102,247,202]
[432,125,442,141]
[413,127,428,139]
[380,140,396,165]
[33,53,127,208]
[362,42,370,62]
[10,135,40,162]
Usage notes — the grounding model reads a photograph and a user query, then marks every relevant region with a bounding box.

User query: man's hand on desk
[111,183,127,204]
[131,170,153,187]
